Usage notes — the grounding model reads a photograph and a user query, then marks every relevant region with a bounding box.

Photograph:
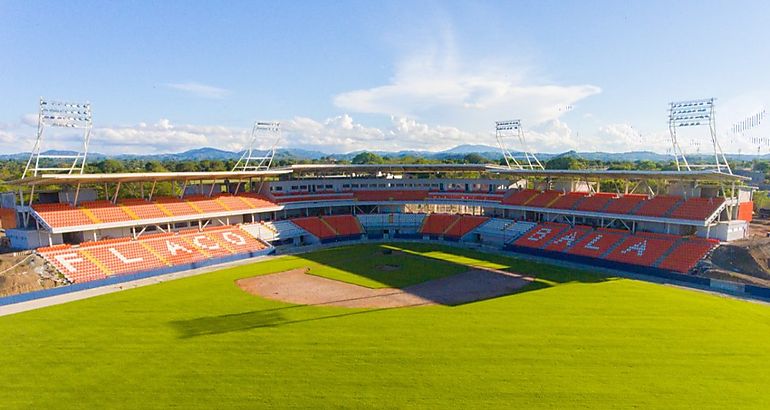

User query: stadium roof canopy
[10,170,291,186]
[487,167,748,182]
[6,165,747,186]
[286,163,494,174]
[287,163,746,182]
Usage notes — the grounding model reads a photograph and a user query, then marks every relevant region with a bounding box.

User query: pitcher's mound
[236,267,533,308]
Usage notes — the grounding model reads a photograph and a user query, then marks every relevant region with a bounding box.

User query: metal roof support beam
[149,181,157,201]
[112,181,122,204]
[178,180,188,199]
[73,183,82,206]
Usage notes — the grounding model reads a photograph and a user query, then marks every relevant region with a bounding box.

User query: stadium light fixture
[22,98,93,180]
[495,119,543,170]
[667,97,730,174]
[232,121,281,172]
[18,98,94,228]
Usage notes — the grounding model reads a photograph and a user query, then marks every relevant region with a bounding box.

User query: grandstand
[0,102,757,292]
[3,162,750,288]
[507,223,719,274]
[38,225,270,283]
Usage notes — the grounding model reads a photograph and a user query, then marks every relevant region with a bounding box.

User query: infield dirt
[236,266,532,308]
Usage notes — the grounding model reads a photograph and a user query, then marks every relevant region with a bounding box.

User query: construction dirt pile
[0,252,64,297]
[704,238,770,287]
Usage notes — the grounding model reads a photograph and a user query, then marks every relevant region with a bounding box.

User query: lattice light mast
[495,120,544,170]
[668,98,731,174]
[22,98,93,179]
[232,121,281,172]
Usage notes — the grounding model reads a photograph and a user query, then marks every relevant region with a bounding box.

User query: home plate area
[236,266,533,308]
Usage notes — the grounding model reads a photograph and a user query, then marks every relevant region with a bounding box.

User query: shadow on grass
[301,242,611,293]
[169,305,389,339]
[171,243,614,339]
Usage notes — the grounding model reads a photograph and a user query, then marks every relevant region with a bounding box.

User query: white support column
[112,181,122,203]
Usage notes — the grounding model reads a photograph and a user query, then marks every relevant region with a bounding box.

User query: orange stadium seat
[543,225,592,252]
[119,198,169,219]
[501,189,540,205]
[79,200,133,223]
[322,215,363,236]
[37,225,269,283]
[548,192,590,210]
[511,222,570,249]
[83,241,167,275]
[443,215,489,238]
[419,214,460,235]
[526,190,562,208]
[574,193,616,212]
[38,247,108,283]
[354,190,429,201]
[604,235,677,267]
[32,203,94,228]
[237,193,279,209]
[668,197,725,221]
[184,195,229,213]
[274,193,355,203]
[291,217,337,239]
[631,195,682,218]
[152,197,199,217]
[181,226,266,256]
[566,228,629,258]
[658,238,718,273]
[141,235,209,266]
[604,194,647,215]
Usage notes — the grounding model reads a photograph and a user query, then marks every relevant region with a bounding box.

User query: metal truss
[495,120,544,170]
[232,121,281,172]
[668,98,731,174]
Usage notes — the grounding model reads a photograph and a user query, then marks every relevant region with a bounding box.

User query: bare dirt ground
[0,252,63,297]
[749,219,770,239]
[236,267,533,308]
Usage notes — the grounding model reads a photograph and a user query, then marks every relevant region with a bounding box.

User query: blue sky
[1,0,769,155]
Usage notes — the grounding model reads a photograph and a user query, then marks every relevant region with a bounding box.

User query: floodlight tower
[668,98,731,174]
[232,121,281,172]
[495,120,544,170]
[21,98,93,179]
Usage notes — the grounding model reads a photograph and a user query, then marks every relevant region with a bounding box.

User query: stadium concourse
[0,163,755,292]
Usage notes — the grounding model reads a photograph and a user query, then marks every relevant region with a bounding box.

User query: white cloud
[20,113,37,127]
[0,130,16,144]
[284,115,482,153]
[164,82,231,99]
[333,39,600,133]
[0,112,754,157]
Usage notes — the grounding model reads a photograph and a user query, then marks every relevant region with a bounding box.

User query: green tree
[545,156,587,170]
[351,152,384,164]
[463,153,486,164]
[102,159,125,173]
[144,161,167,172]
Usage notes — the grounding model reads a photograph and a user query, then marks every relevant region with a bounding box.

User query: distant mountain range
[1,144,767,163]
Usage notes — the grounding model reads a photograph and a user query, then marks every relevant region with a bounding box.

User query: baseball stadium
[2,98,770,408]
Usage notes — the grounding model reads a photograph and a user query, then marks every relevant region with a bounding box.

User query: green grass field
[2,242,770,408]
